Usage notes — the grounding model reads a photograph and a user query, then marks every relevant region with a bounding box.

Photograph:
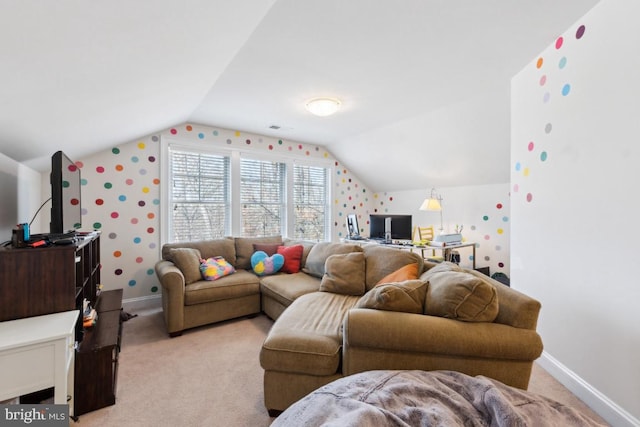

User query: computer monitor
[346,214,360,238]
[369,214,412,241]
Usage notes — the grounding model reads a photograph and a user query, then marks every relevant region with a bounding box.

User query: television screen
[50,151,82,235]
[369,214,412,241]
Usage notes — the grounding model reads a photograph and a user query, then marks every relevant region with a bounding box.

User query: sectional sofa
[155,236,543,415]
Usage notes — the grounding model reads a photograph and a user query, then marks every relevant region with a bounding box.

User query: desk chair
[413,226,444,263]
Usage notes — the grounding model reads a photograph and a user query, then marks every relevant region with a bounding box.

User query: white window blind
[169,149,230,242]
[240,158,286,237]
[293,164,327,241]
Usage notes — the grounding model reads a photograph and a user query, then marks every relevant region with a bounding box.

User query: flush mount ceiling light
[305,97,341,117]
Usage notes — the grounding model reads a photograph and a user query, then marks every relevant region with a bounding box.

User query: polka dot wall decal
[576,25,586,39]
[153,178,160,185]
[126,179,133,185]
[133,237,141,244]
[151,286,158,293]
[136,257,143,263]
[95,199,104,205]
[540,151,548,161]
[96,166,105,173]
[502,216,509,222]
[186,125,193,131]
[108,232,116,239]
[483,215,489,221]
[153,199,160,205]
[559,57,567,69]
[139,169,147,175]
[110,212,119,219]
[246,139,251,144]
[278,140,283,145]
[147,227,154,234]
[528,142,534,151]
[497,228,504,234]
[146,269,154,275]
[523,167,530,177]
[149,243,156,249]
[226,139,232,144]
[138,201,146,207]
[498,262,504,268]
[545,123,552,133]
[562,84,571,96]
[114,250,121,257]
[543,92,550,103]
[526,193,533,202]
[539,75,546,86]
[513,184,519,192]
[148,156,156,162]
[112,148,120,154]
[515,162,521,171]
[138,142,145,149]
[198,133,205,139]
[152,136,159,142]
[81,178,87,185]
[115,269,123,275]
[484,235,490,240]
[484,256,490,261]
[536,57,543,69]
[147,213,155,219]
[269,145,273,150]
[213,130,219,136]
[128,280,136,287]
[118,195,126,201]
[495,245,502,250]
[235,131,241,137]
[131,156,139,163]
[170,128,177,135]
[555,37,563,49]
[104,182,112,189]
[116,164,124,171]
[496,203,503,209]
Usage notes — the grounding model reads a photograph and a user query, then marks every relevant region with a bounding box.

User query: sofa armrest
[155,260,186,334]
[343,308,543,374]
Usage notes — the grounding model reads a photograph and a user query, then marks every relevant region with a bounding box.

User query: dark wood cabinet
[0,232,123,416]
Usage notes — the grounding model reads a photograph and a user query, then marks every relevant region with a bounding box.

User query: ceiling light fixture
[305,97,341,117]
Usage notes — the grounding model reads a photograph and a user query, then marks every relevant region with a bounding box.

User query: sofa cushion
[319,252,366,296]
[260,272,321,308]
[163,238,236,266]
[376,262,419,285]
[200,256,236,281]
[302,242,363,278]
[363,245,424,291]
[260,292,360,376]
[425,270,499,322]
[168,247,202,285]
[356,279,427,314]
[253,242,281,256]
[235,236,283,270]
[184,270,260,306]
[277,244,304,273]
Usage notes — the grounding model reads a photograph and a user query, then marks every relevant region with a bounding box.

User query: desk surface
[0,310,79,351]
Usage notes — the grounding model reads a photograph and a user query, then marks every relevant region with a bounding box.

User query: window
[163,140,332,243]
[240,158,285,237]
[168,148,230,242]
[293,164,328,241]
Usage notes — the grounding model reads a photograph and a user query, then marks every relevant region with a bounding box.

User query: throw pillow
[253,243,281,256]
[277,244,304,273]
[319,252,366,296]
[251,251,285,276]
[235,236,283,270]
[356,279,428,314]
[200,256,236,281]
[168,247,202,285]
[376,263,419,285]
[302,242,363,278]
[425,271,499,322]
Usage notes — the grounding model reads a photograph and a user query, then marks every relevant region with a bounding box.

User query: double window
[164,143,331,243]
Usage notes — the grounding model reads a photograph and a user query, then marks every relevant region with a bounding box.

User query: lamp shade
[420,198,441,211]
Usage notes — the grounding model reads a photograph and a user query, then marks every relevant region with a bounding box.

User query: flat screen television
[50,151,82,235]
[369,214,412,241]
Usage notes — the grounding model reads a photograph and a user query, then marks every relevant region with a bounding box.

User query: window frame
[160,137,333,245]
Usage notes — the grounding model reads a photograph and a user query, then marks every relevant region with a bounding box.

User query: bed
[271,370,606,426]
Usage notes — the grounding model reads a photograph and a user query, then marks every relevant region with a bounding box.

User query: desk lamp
[419,188,443,234]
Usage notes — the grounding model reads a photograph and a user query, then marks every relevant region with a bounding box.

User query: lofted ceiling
[0,0,600,192]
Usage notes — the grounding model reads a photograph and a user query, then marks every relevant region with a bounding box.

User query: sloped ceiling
[0,0,600,191]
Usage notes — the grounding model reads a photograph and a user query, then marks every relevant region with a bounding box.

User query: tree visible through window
[169,149,230,242]
[240,158,285,237]
[293,164,327,241]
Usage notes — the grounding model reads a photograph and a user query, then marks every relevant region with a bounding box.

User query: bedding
[271,370,606,427]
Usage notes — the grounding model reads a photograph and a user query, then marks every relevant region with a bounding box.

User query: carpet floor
[71,306,608,426]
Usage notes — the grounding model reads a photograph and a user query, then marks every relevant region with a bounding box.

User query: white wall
[511,0,640,424]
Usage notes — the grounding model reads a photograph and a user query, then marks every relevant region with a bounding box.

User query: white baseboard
[122,294,162,315]
[538,351,639,427]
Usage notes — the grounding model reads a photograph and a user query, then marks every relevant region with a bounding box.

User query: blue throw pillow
[251,251,285,276]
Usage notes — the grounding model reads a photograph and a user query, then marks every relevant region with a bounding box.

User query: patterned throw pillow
[251,251,285,276]
[200,257,236,281]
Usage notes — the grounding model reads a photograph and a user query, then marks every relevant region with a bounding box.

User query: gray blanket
[272,370,606,427]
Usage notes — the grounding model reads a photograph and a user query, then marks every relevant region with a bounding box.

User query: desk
[0,310,79,408]
[419,242,477,269]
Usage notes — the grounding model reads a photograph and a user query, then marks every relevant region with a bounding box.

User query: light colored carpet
[71,307,607,426]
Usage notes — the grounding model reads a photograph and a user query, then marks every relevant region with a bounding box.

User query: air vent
[269,125,281,130]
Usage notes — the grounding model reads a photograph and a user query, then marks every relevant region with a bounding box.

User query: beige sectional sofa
[155,236,543,416]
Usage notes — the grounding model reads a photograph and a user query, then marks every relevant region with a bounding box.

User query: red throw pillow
[277,245,304,273]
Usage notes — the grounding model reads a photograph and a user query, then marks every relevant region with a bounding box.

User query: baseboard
[122,294,162,315]
[538,351,639,427]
